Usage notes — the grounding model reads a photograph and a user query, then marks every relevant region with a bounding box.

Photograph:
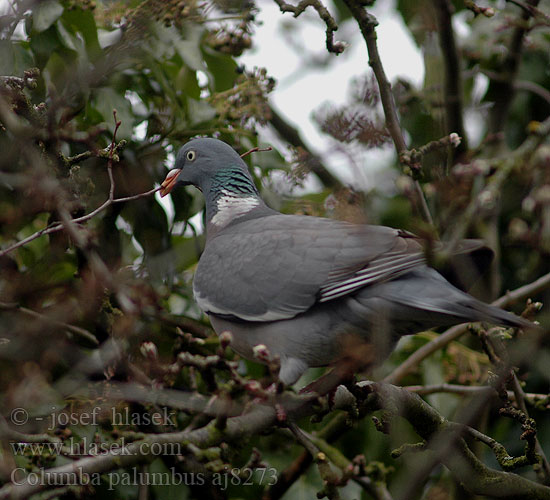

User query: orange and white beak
[159,169,182,197]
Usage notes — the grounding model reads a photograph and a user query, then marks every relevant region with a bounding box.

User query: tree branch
[0,184,161,258]
[464,0,496,17]
[509,372,550,481]
[444,114,550,254]
[3,381,549,499]
[487,0,541,137]
[340,1,434,226]
[507,0,550,26]
[272,0,345,54]
[0,302,98,346]
[481,69,550,106]
[434,0,468,158]
[366,383,550,499]
[405,383,549,405]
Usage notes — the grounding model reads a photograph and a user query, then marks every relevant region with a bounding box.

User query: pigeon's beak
[160,169,182,197]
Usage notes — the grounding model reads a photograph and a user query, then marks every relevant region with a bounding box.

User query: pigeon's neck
[206,167,263,230]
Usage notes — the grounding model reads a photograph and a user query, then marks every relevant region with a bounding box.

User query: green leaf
[42,51,68,91]
[0,41,34,75]
[29,26,64,66]
[61,7,101,58]
[396,0,430,46]
[32,0,64,33]
[175,66,201,100]
[202,47,238,92]
[171,233,205,272]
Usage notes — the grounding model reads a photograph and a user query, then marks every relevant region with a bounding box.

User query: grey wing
[318,231,426,301]
[193,215,426,321]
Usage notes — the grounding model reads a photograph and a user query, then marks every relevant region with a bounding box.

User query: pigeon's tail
[412,269,538,330]
[359,267,539,333]
[455,297,535,330]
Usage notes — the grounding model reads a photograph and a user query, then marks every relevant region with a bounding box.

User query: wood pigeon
[160,138,533,385]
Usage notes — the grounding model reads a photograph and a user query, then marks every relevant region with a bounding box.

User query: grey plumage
[161,137,533,385]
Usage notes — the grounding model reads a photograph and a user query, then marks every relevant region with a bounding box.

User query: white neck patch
[211,189,260,227]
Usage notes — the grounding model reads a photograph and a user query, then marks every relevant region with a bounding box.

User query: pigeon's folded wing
[193,214,426,321]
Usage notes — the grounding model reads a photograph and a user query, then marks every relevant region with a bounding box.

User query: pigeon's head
[159,138,253,197]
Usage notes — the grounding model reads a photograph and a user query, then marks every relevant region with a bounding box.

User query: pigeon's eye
[186,150,197,162]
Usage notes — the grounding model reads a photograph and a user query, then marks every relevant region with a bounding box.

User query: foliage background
[1,0,550,499]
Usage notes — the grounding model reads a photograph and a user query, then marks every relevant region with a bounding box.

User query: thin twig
[288,423,343,499]
[405,383,550,404]
[62,139,126,167]
[487,0,540,136]
[2,382,550,500]
[0,111,162,258]
[263,408,352,499]
[400,133,462,170]
[272,0,345,54]
[481,69,550,105]
[406,383,494,397]
[366,382,550,499]
[507,0,550,24]
[0,416,61,444]
[444,114,550,254]
[1,187,160,260]
[464,0,496,17]
[450,421,536,471]
[472,327,548,478]
[0,187,162,258]
[81,381,243,417]
[509,372,550,480]
[0,302,99,345]
[288,422,321,457]
[240,145,273,158]
[107,110,122,202]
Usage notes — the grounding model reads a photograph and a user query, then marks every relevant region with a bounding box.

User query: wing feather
[193,214,425,321]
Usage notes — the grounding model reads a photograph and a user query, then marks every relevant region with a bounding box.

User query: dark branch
[487,0,541,137]
[272,0,345,54]
[434,0,468,158]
